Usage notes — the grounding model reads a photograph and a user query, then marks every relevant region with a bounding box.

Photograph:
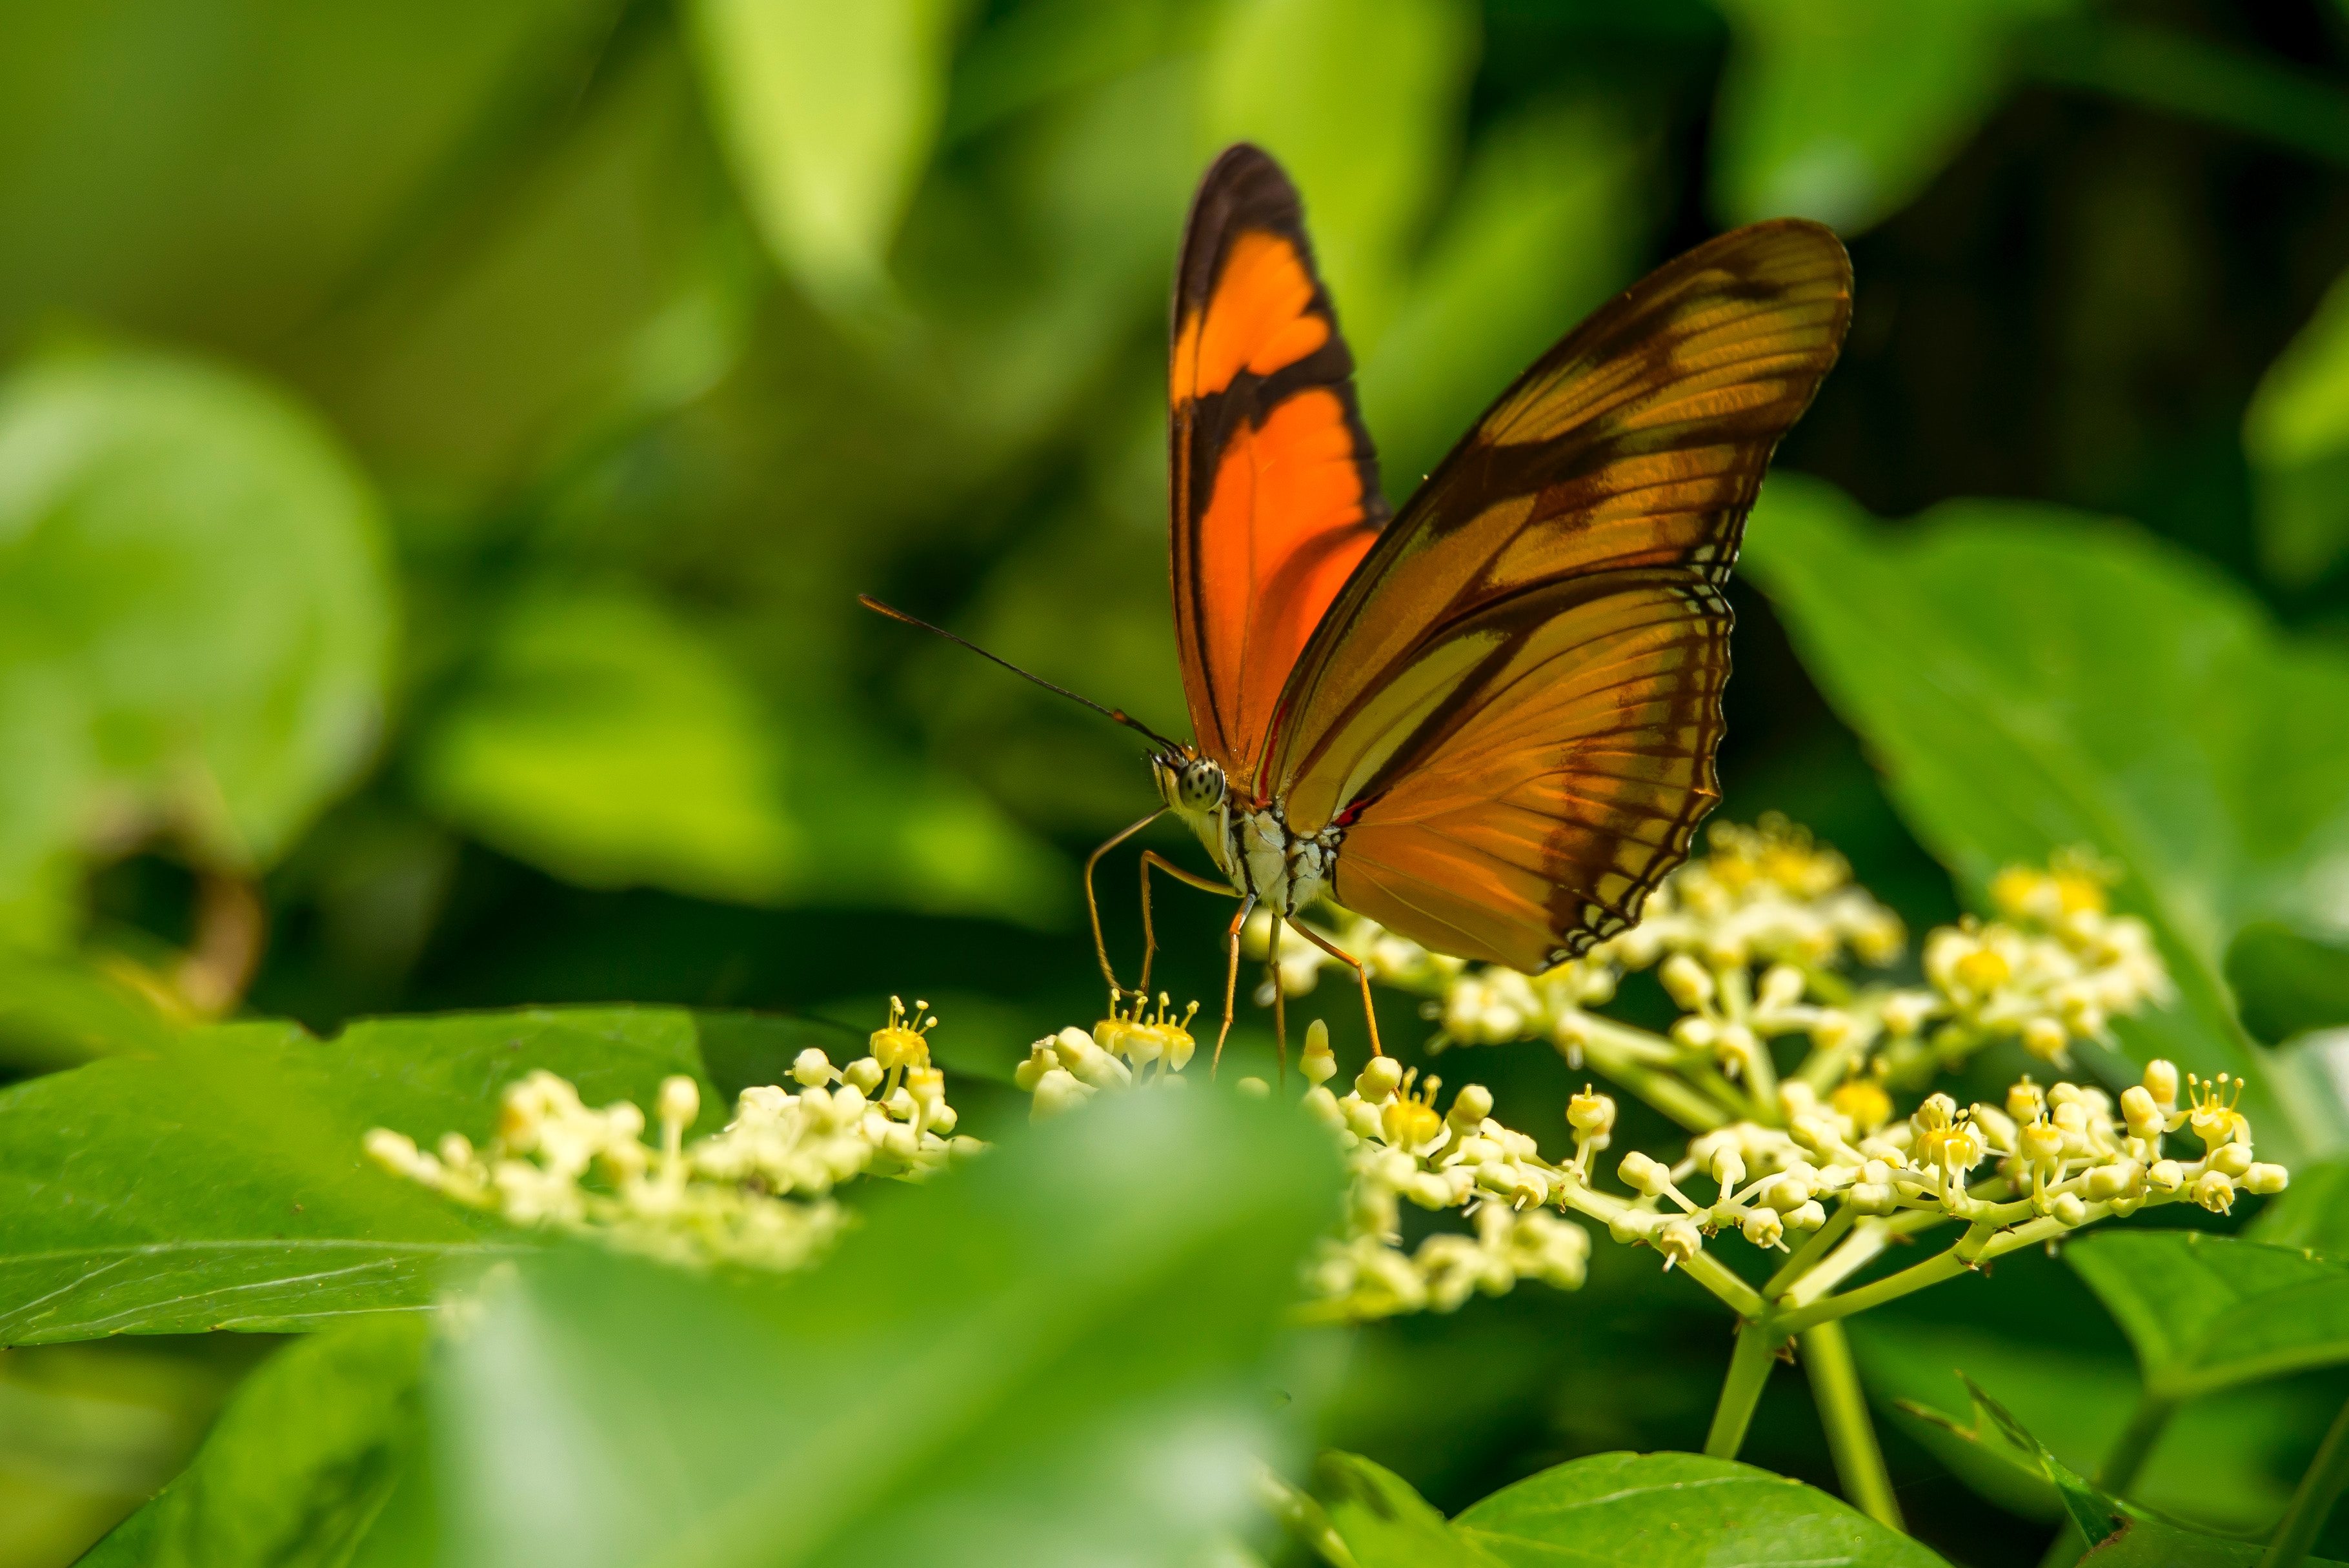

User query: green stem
[2263,1389,2349,1568]
[1775,1227,1990,1335]
[1802,1320,1904,1533]
[1764,1203,1855,1300]
[1706,1318,1782,1460]
[2097,1391,2177,1498]
[1577,1029,1733,1132]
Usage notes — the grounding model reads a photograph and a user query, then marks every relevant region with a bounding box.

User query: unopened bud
[1356,1056,1404,1102]
[2006,1080,2045,1124]
[2245,1163,2290,1196]
[1235,1076,1271,1099]
[1741,1208,1786,1249]
[1619,1151,1671,1197]
[1847,1181,1900,1215]
[1759,965,1806,1010]
[1446,1083,1495,1131]
[2022,1018,2068,1060]
[1660,954,1714,1010]
[658,1076,700,1128]
[2120,1085,2163,1141]
[2148,1159,2184,1192]
[2143,1060,2179,1108]
[1786,1200,1828,1231]
[1300,1020,1336,1085]
[2086,1161,2141,1201]
[2051,1192,2088,1227]
[2211,1142,2253,1177]
[791,1049,834,1087]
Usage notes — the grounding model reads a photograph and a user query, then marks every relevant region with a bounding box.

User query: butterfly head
[1150,749,1227,819]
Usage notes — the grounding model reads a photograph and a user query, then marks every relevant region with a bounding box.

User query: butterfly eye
[1182,763,1224,810]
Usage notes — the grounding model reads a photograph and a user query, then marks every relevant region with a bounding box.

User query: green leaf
[2246,265,2349,585]
[430,1088,1342,1568]
[2068,1230,2349,1400]
[2250,1156,2349,1252]
[0,946,177,1075]
[0,348,394,945]
[1909,1376,2344,1567]
[1315,1452,1500,1568]
[2228,923,2349,1045]
[1851,1317,2303,1531]
[1709,0,2078,232]
[1201,0,1479,347]
[80,1316,427,1568]
[412,585,798,905]
[1359,103,1650,499]
[1742,476,2349,1158]
[1442,1449,1950,1567]
[0,1007,741,1343]
[686,0,959,310]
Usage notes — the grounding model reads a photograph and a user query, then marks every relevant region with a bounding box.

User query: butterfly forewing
[1170,145,1387,795]
[1265,219,1853,970]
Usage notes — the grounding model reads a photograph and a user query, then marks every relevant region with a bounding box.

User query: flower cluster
[1593,1058,2284,1278]
[1295,1032,1592,1320]
[1014,990,1202,1119]
[1251,818,2174,1131]
[366,998,980,1270]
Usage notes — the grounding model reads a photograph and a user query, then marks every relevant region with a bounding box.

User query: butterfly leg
[1137,849,1236,998]
[1085,809,1166,996]
[1212,892,1259,1077]
[1294,920,1384,1058]
[1265,913,1287,1087]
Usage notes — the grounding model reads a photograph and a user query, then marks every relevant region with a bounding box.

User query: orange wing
[1267,220,1853,972]
[1170,144,1387,795]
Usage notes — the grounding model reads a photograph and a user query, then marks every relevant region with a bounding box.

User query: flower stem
[1802,1320,1904,1532]
[1773,1223,1991,1335]
[1705,1318,1782,1459]
[2097,1390,2177,1497]
[2262,1387,2349,1568]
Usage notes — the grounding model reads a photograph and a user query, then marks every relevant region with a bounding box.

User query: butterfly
[869,142,1851,1067]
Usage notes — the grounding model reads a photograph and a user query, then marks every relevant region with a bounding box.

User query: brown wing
[1267,219,1852,971]
[1170,144,1387,794]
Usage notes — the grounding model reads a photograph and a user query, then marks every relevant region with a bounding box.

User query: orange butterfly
[870,143,1851,1066]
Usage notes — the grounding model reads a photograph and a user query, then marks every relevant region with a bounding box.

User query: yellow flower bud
[1356,1056,1404,1103]
[1301,1018,1336,1085]
[1830,1080,1893,1134]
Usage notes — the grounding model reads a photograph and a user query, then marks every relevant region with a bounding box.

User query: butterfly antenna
[857,595,1186,753]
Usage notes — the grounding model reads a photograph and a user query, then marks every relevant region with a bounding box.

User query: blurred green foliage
[7,1,2349,1565]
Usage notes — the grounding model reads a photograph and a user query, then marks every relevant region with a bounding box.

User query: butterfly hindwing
[1265,219,1853,970]
[1170,144,1387,796]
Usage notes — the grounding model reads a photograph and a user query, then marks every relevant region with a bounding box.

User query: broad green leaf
[430,1089,1342,1568]
[412,586,798,904]
[1851,1318,2302,1531]
[1911,1376,2343,1567]
[1445,1449,1949,1567]
[1201,0,1478,346]
[1710,0,2077,231]
[1742,476,2349,1159]
[1360,103,1649,499]
[2068,1231,2349,1400]
[80,1316,427,1568]
[0,1336,268,1568]
[0,349,394,946]
[1315,1452,1500,1568]
[0,1007,740,1343]
[687,0,959,309]
[2245,265,2349,585]
[2249,1154,2349,1252]
[2230,924,2349,1045]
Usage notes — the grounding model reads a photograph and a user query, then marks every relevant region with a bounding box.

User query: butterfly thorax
[1150,749,1340,917]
